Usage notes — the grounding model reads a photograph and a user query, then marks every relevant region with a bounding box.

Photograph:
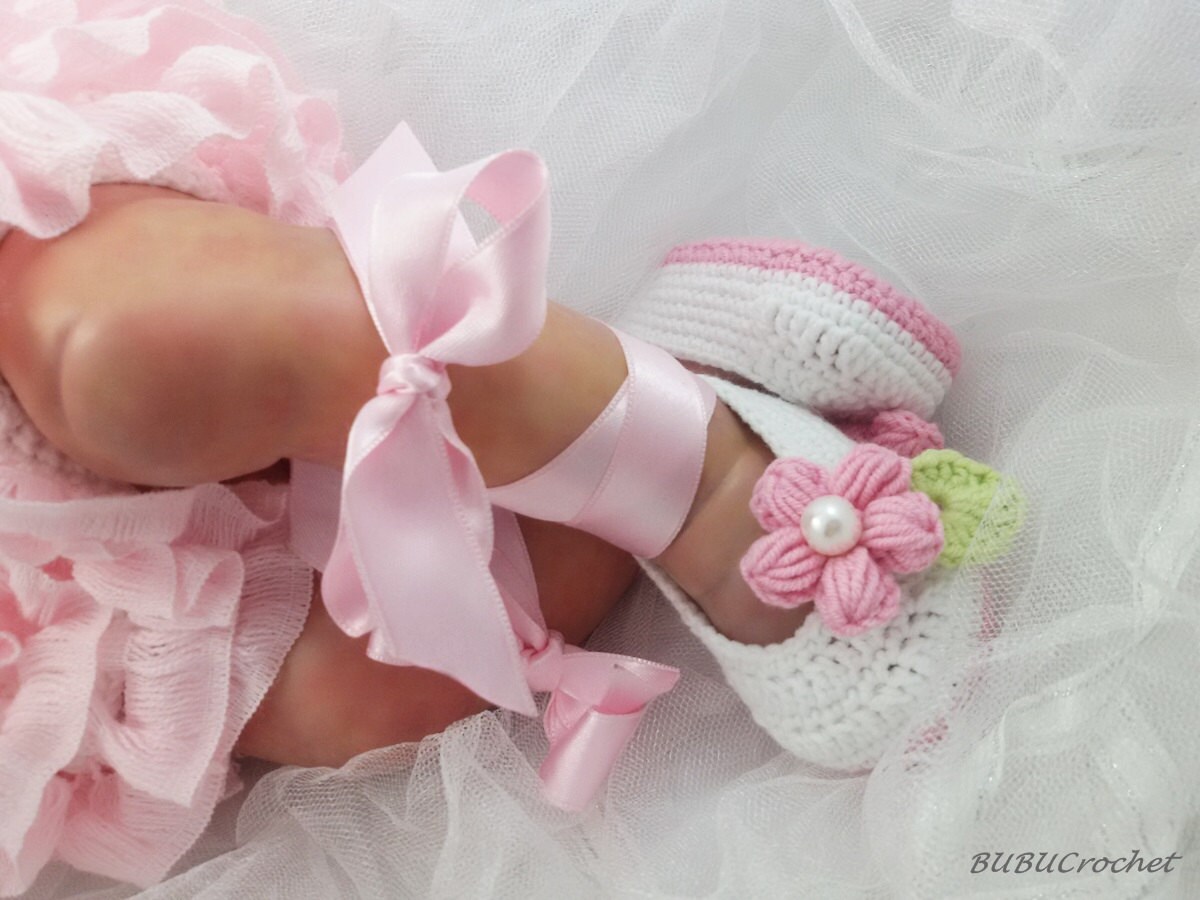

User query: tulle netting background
[23,0,1200,897]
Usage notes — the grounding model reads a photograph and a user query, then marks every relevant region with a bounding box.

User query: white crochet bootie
[618,239,961,419]
[644,380,1005,770]
[489,238,1018,774]
[648,557,965,770]
[619,242,1018,770]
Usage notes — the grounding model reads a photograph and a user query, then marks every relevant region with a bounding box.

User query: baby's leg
[0,184,802,645]
[237,516,638,767]
[0,184,365,486]
[0,186,974,774]
[0,186,641,766]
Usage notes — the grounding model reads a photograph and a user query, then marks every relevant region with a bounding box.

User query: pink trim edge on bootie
[664,240,961,376]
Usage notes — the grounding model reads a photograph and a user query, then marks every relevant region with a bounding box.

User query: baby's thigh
[236,518,639,766]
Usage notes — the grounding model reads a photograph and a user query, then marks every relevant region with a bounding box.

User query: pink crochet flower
[740,444,944,636]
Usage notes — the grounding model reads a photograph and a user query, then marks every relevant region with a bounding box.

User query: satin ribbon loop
[296,124,682,808]
[519,638,681,811]
[377,353,448,400]
[312,122,551,716]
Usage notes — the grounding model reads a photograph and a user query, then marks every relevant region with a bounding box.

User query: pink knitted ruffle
[0,385,313,894]
[0,0,345,892]
[0,0,346,240]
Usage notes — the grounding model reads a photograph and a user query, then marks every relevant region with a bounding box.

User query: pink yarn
[741,444,944,636]
[664,239,961,376]
[835,410,945,458]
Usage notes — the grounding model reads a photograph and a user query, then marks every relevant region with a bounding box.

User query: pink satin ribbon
[488,329,717,558]
[290,123,679,809]
[490,510,679,811]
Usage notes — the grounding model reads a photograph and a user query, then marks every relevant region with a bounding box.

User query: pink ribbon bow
[290,124,679,808]
[490,511,679,811]
[292,123,550,715]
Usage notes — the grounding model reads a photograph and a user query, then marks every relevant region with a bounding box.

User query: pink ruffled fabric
[0,0,346,892]
[0,392,311,892]
[0,0,346,240]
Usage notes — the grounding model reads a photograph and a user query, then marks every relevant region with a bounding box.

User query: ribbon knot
[306,122,554,718]
[378,353,448,400]
[522,630,566,692]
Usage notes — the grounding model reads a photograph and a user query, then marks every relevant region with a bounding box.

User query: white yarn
[700,376,852,466]
[644,562,969,770]
[655,378,971,771]
[621,264,953,417]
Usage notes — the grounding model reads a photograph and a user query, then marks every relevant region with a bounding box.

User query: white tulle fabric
[15,0,1200,897]
[0,1,338,893]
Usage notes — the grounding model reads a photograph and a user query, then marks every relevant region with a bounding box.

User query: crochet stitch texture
[741,444,944,635]
[650,377,979,770]
[619,238,960,418]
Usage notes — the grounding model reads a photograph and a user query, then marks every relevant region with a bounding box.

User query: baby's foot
[653,399,814,645]
[238,515,640,767]
[630,362,1023,771]
[653,369,956,645]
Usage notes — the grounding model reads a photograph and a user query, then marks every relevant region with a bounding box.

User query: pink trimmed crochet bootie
[619,239,961,419]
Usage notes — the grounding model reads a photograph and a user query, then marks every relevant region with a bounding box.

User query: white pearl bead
[800,495,862,556]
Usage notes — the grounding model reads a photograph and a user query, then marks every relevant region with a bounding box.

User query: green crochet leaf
[910,449,1024,567]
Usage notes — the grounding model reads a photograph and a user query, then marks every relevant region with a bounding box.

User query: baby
[0,0,1011,891]
[0,173,808,746]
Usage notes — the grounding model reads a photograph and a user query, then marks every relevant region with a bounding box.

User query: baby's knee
[0,206,108,476]
[0,185,298,485]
